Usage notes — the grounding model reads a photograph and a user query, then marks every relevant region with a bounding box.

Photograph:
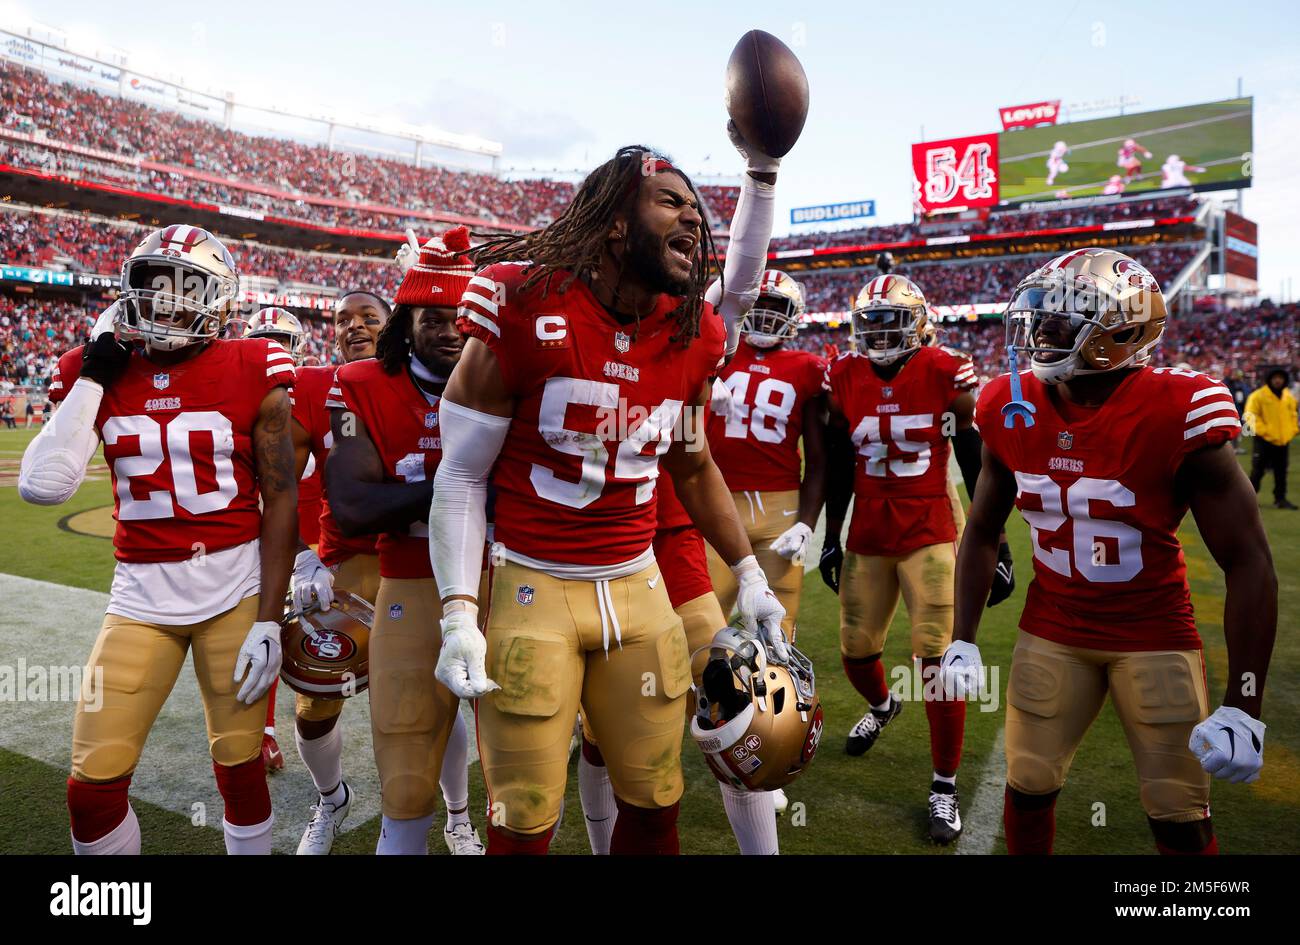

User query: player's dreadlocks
[374,303,415,375]
[470,145,718,345]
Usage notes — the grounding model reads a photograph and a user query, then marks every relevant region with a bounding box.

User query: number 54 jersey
[826,345,977,556]
[50,337,295,562]
[977,366,1241,651]
[458,262,725,570]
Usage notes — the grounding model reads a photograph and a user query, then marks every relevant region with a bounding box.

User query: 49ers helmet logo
[302,630,356,662]
[802,705,825,763]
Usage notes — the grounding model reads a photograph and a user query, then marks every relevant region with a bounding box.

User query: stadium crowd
[0,61,740,233]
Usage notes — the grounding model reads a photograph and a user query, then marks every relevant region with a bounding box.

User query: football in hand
[724,29,810,159]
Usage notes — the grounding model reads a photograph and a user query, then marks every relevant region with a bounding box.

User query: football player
[326,229,483,855]
[1117,138,1153,179]
[245,308,308,776]
[19,226,297,854]
[250,296,391,853]
[941,248,1277,855]
[820,273,1011,844]
[704,269,826,635]
[432,131,786,855]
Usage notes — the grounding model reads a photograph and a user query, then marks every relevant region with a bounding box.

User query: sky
[4,0,1299,297]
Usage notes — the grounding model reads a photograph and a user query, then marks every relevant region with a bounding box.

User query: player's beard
[624,217,694,297]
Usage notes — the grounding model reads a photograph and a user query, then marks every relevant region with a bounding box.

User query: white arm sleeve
[717,175,777,355]
[18,377,104,506]
[430,398,512,600]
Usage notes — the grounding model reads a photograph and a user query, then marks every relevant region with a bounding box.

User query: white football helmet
[246,307,307,364]
[118,225,239,352]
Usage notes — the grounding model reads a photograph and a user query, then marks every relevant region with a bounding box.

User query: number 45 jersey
[977,366,1241,651]
[826,345,977,557]
[50,337,294,562]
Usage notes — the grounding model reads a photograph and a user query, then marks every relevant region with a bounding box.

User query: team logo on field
[516,584,535,606]
[881,386,893,399]
[152,373,170,390]
[614,331,631,354]
[1057,431,1074,450]
[388,604,404,619]
[302,630,355,662]
[424,411,438,429]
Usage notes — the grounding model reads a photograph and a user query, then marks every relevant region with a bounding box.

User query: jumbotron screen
[996,97,1252,203]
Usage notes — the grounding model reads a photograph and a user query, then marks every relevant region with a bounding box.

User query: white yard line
[956,725,1006,855]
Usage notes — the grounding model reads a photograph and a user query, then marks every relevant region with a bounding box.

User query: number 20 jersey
[977,366,1241,651]
[826,345,977,557]
[50,338,294,563]
[458,263,725,568]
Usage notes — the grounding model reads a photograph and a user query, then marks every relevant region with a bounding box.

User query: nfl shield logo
[614,332,631,354]
[881,386,893,399]
[424,411,438,429]
[152,373,170,390]
[388,604,403,619]
[516,585,535,606]
[1057,431,1074,450]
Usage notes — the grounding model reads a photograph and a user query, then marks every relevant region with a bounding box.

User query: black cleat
[929,780,963,845]
[1275,500,1298,510]
[845,697,902,756]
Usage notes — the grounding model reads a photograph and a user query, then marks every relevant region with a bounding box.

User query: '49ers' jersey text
[331,359,442,580]
[827,345,977,556]
[459,263,725,568]
[50,338,293,562]
[977,366,1240,651]
[707,342,826,492]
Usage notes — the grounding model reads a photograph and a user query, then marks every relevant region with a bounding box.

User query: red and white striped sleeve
[1176,373,1240,456]
[263,339,296,392]
[325,368,347,410]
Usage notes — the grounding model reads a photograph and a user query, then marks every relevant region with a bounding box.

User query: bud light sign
[791,200,875,225]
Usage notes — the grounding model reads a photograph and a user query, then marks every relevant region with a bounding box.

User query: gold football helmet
[118,225,240,351]
[246,307,306,364]
[1005,247,1166,384]
[279,592,373,699]
[850,274,929,365]
[690,626,823,791]
[740,269,806,348]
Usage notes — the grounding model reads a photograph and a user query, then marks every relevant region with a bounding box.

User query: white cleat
[444,822,486,855]
[772,788,789,817]
[296,784,352,855]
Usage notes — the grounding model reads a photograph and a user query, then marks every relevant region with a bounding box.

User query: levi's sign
[999,100,1061,131]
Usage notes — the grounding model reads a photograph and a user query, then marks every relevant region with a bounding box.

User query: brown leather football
[724,30,810,159]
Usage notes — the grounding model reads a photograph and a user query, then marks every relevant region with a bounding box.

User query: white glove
[709,377,734,416]
[939,640,984,700]
[769,521,812,567]
[394,228,421,273]
[91,301,122,340]
[435,607,500,699]
[727,119,781,174]
[234,620,283,704]
[732,556,789,662]
[1189,706,1266,784]
[292,547,334,612]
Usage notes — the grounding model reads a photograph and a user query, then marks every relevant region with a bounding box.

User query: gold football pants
[705,489,803,636]
[839,544,955,660]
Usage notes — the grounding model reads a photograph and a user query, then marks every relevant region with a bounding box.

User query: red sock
[581,736,605,767]
[213,758,271,826]
[67,776,131,843]
[486,823,552,855]
[922,657,965,777]
[842,654,889,706]
[264,678,277,730]
[1151,816,1218,855]
[1003,785,1057,855]
[609,798,680,855]
[1156,836,1219,855]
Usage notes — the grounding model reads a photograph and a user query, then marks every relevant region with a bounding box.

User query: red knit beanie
[394,225,474,307]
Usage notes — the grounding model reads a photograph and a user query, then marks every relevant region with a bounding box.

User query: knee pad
[67,775,131,843]
[379,768,440,821]
[213,758,271,827]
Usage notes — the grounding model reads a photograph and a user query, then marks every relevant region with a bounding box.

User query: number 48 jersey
[50,338,294,562]
[977,366,1241,651]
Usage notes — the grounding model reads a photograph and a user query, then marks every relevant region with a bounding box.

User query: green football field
[998,98,1253,203]
[1,424,1296,855]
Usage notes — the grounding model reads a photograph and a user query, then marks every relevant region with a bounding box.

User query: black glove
[987,540,1015,608]
[81,333,133,389]
[819,540,844,594]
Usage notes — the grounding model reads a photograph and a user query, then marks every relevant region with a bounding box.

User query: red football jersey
[706,341,826,492]
[50,338,294,563]
[977,366,1241,651]
[332,359,442,580]
[291,365,329,546]
[827,346,977,556]
[459,263,725,567]
[295,365,379,566]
